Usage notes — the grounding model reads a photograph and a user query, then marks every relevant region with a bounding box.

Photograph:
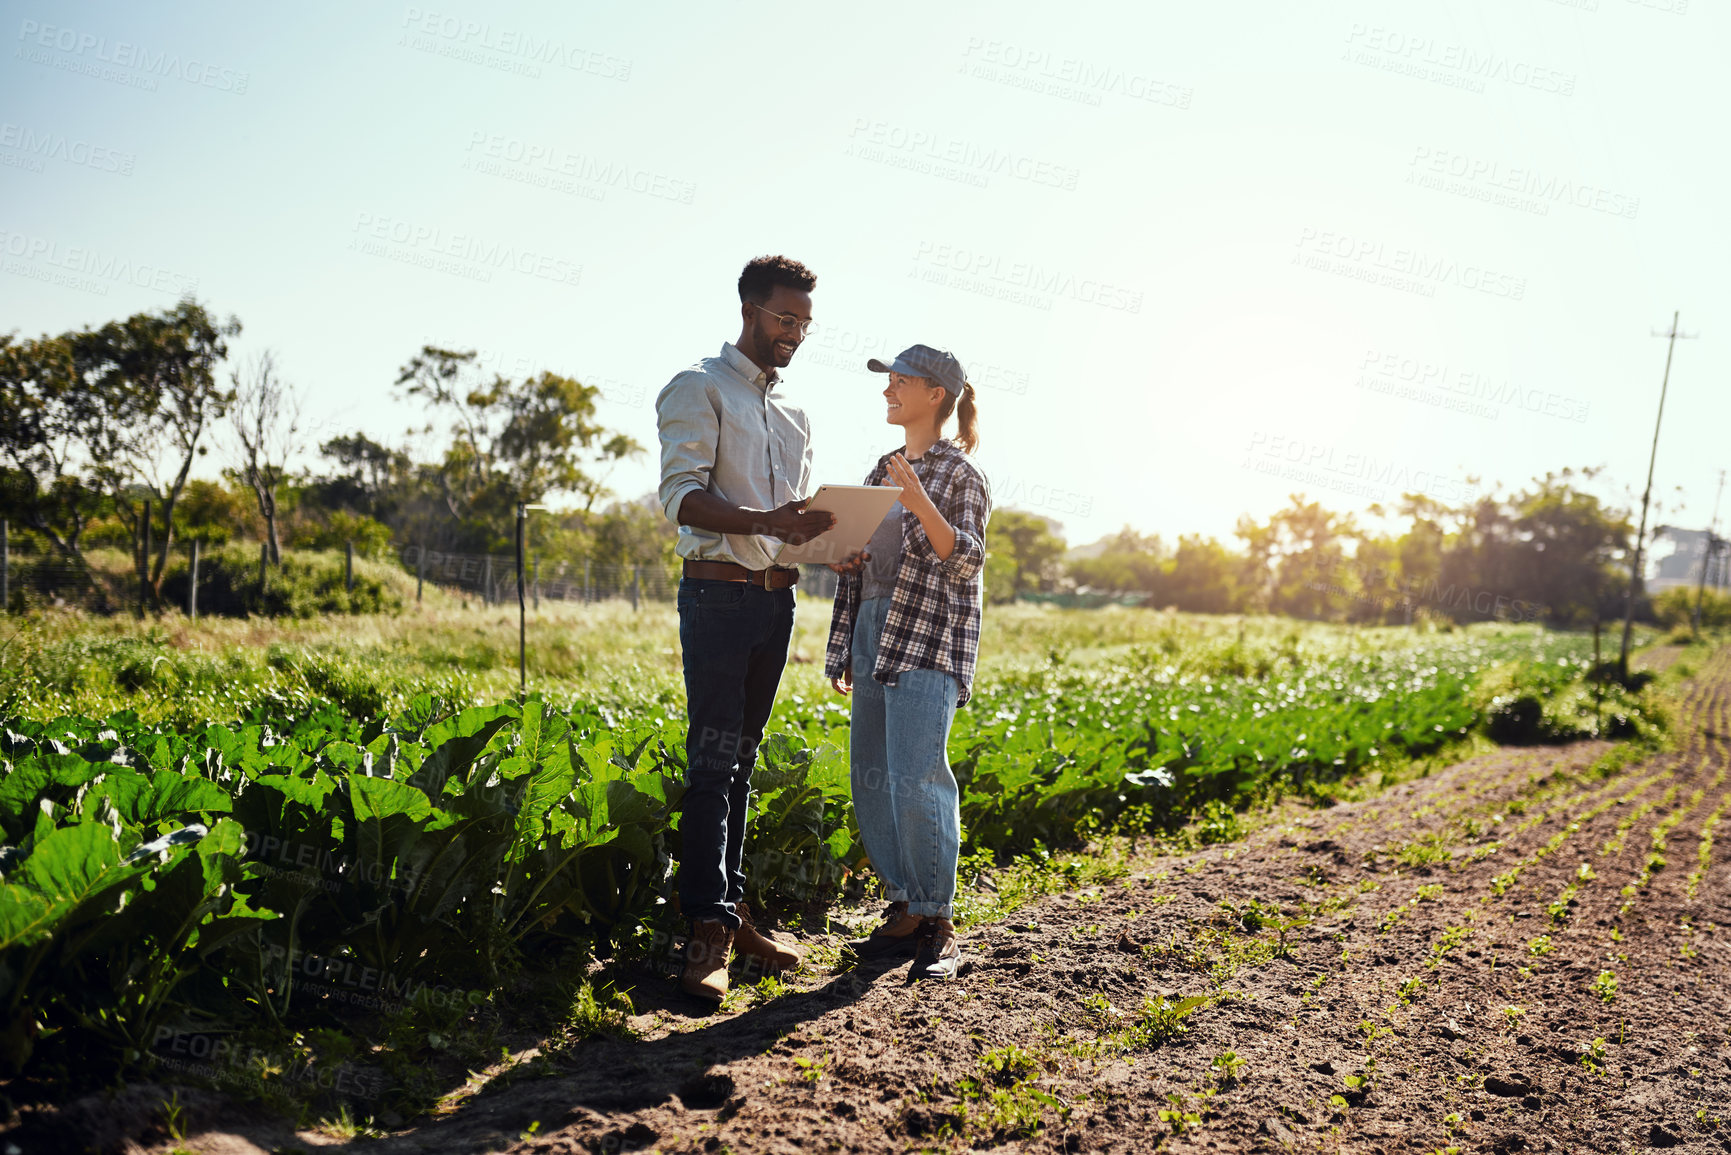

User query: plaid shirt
[825,439,992,706]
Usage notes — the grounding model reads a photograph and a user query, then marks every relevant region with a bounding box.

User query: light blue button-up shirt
[655,342,814,570]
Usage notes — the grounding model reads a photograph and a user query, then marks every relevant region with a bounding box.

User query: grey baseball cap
[867,344,966,397]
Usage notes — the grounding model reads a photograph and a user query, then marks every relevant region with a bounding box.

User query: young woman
[825,344,991,981]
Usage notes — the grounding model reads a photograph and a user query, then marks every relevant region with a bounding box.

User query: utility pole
[1694,468,1727,635]
[1619,311,1696,680]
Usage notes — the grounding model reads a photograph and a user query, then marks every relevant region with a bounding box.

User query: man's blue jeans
[676,578,795,930]
[850,596,962,919]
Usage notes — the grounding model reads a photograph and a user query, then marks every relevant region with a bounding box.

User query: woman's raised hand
[886,454,934,515]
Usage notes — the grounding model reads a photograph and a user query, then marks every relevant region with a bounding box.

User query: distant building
[1649,527,1728,592]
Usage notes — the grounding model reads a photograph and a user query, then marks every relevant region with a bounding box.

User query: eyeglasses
[750,302,818,335]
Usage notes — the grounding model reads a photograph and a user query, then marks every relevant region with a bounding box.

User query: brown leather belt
[683,559,800,590]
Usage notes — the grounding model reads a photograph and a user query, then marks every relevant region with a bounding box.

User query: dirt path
[37,647,1731,1155]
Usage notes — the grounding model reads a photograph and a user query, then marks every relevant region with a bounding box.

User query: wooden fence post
[139,498,154,616]
[482,555,493,606]
[416,545,425,604]
[189,539,199,620]
[1,518,8,614]
[259,542,268,593]
[345,541,355,592]
[631,565,640,611]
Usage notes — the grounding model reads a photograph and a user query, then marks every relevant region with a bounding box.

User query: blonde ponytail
[941,381,980,454]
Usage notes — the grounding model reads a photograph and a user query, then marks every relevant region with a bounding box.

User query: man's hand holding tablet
[771,484,903,566]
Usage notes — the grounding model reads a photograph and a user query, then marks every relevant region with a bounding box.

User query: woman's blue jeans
[850,596,961,919]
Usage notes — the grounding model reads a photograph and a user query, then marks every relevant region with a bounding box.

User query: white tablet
[773,484,904,565]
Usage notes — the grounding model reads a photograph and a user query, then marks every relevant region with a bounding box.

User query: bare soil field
[19,645,1731,1155]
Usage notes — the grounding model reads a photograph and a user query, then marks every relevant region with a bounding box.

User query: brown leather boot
[733,902,805,971]
[851,901,925,958]
[681,919,734,1003]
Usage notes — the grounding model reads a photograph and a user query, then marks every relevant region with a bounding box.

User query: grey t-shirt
[859,500,905,601]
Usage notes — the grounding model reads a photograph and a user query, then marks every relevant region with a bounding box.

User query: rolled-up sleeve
[655,373,716,525]
[907,464,991,585]
[824,571,859,681]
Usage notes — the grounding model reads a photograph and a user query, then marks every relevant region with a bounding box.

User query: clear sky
[3,0,1726,559]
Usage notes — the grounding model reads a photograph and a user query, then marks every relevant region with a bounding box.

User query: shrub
[1473,659,1664,743]
[288,510,395,560]
[159,544,410,617]
[1653,586,1731,631]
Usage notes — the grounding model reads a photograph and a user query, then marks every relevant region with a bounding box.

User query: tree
[1268,498,1356,619]
[1501,469,1630,627]
[586,496,679,572]
[1232,495,1356,620]
[1068,527,1166,595]
[174,479,258,545]
[1388,494,1449,621]
[319,432,409,510]
[983,550,1019,606]
[303,432,447,556]
[1341,532,1403,623]
[1160,535,1245,614]
[88,299,240,608]
[229,350,306,565]
[0,332,123,607]
[986,510,1067,601]
[1232,513,1279,613]
[394,346,642,527]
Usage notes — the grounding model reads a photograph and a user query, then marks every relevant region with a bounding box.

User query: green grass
[3,598,1669,726]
